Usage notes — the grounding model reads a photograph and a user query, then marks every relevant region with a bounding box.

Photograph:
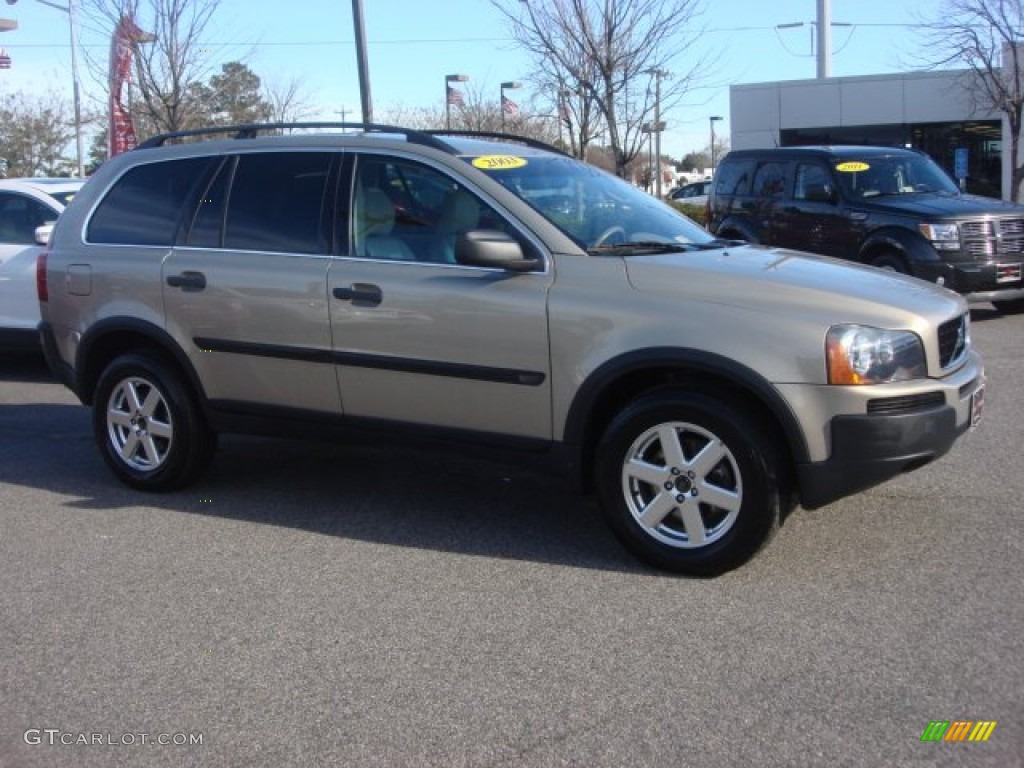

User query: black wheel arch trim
[562,347,810,464]
[75,317,209,411]
[712,216,760,243]
[858,226,938,264]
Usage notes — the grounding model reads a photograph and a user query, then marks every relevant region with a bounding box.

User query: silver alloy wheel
[620,421,742,548]
[106,376,174,472]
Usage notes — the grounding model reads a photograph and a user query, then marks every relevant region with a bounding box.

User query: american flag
[501,95,519,117]
[0,49,11,69]
[446,85,464,107]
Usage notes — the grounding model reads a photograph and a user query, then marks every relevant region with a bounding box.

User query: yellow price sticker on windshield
[472,155,528,170]
[836,161,870,172]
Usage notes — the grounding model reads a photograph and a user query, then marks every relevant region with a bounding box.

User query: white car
[668,180,712,206]
[0,178,83,350]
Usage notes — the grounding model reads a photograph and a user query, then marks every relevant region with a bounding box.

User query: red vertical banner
[108,15,151,158]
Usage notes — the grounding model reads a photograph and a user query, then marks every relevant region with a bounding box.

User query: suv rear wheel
[595,391,780,576]
[93,352,216,491]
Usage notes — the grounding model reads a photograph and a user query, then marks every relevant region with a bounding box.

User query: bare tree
[81,0,224,134]
[916,0,1024,200]
[0,92,75,177]
[492,0,709,177]
[381,84,560,146]
[262,76,317,124]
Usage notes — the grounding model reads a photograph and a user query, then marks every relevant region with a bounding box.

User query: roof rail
[135,122,459,154]
[426,129,570,157]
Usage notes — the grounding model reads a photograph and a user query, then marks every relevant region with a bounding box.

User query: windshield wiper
[587,241,694,255]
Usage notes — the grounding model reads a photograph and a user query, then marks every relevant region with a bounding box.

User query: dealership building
[729,69,1006,199]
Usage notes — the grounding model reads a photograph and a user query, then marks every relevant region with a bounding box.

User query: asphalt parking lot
[1,308,1021,768]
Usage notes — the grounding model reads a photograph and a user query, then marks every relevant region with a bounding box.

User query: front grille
[960,217,1024,258]
[867,392,945,415]
[938,314,968,368]
[999,218,1024,235]
[961,221,992,238]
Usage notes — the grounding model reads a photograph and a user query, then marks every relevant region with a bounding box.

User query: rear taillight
[36,251,48,302]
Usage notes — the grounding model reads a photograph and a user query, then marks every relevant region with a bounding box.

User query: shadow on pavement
[0,401,648,575]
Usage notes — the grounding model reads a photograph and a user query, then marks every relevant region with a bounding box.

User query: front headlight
[826,325,927,384]
[918,223,960,250]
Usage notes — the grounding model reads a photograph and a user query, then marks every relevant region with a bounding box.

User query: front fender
[563,347,810,465]
[859,226,939,264]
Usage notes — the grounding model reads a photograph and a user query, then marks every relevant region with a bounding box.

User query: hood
[857,192,1024,219]
[624,243,965,327]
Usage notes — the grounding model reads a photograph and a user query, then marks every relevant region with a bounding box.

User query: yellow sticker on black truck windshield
[472,155,527,170]
[836,161,870,172]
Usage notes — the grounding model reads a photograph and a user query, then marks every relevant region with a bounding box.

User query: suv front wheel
[93,352,216,491]
[595,391,780,576]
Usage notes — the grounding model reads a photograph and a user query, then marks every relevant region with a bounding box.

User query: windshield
[833,154,960,200]
[465,154,715,253]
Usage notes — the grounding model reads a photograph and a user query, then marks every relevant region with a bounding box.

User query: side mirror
[455,230,541,272]
[35,223,55,246]
[804,183,836,204]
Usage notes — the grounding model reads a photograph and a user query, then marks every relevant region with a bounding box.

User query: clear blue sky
[0,0,936,158]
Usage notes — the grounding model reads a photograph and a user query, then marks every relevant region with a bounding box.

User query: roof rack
[136,122,459,154]
[426,129,569,157]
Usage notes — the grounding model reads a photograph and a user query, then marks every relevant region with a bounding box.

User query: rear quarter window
[713,159,754,197]
[87,157,216,246]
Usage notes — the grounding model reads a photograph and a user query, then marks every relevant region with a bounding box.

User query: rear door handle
[333,283,382,307]
[166,271,206,291]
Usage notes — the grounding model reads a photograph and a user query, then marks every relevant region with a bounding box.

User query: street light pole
[500,80,521,132]
[445,73,468,130]
[36,0,84,177]
[709,115,723,173]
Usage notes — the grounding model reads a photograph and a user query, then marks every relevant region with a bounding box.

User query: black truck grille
[961,218,1024,258]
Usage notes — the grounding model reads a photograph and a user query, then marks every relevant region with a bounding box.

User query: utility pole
[646,68,669,197]
[351,0,373,123]
[817,0,832,78]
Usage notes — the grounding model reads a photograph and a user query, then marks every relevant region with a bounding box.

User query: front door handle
[333,283,382,307]
[166,271,207,291]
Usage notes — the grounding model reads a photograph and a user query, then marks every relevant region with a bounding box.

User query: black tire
[93,352,216,491]
[992,298,1024,314]
[870,252,908,273]
[595,391,781,576]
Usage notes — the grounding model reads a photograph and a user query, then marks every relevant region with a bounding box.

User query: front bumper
[796,405,964,509]
[911,258,1024,301]
[791,349,984,510]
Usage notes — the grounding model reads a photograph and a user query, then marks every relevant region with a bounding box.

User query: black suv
[708,146,1024,313]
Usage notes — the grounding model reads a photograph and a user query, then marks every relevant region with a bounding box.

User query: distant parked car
[668,180,712,206]
[0,178,83,350]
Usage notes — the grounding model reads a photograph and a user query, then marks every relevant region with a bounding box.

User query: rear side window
[223,152,333,254]
[794,163,834,200]
[751,162,788,199]
[88,157,215,245]
[713,159,754,197]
